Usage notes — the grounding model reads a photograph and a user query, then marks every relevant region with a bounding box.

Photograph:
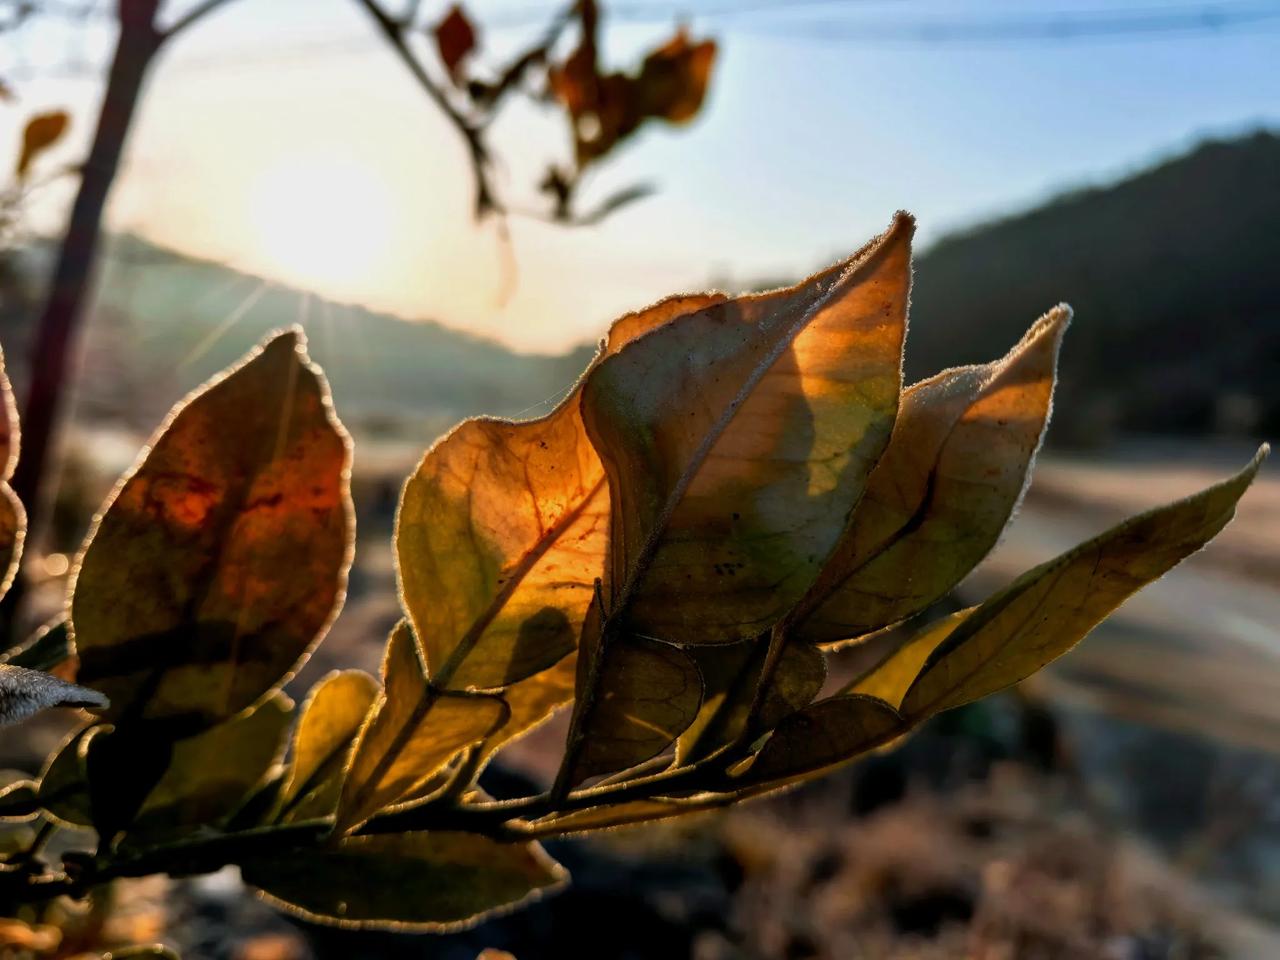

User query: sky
[4,0,1280,351]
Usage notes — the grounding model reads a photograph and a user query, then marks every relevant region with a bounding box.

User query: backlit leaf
[16,110,69,179]
[901,446,1269,718]
[128,692,293,840]
[797,307,1069,644]
[678,637,825,764]
[0,665,106,727]
[243,831,566,931]
[1,618,72,672]
[563,630,702,785]
[335,622,507,835]
[72,329,352,732]
[277,669,378,823]
[396,294,723,693]
[844,610,971,709]
[37,724,101,828]
[0,343,25,601]
[583,213,912,646]
[736,694,904,787]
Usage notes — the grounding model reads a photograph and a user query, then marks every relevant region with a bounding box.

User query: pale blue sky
[6,0,1279,349]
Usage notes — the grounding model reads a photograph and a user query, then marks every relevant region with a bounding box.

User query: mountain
[905,130,1280,442]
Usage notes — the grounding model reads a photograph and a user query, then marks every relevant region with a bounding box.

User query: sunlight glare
[247,156,397,295]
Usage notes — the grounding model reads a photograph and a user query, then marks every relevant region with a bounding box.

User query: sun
[247,155,397,295]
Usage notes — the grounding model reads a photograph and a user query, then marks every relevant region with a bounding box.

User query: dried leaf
[1,618,72,672]
[128,692,293,840]
[72,329,352,732]
[16,110,69,179]
[434,4,477,83]
[0,343,25,601]
[736,694,904,787]
[37,724,101,828]
[335,622,507,835]
[678,638,825,764]
[0,664,106,727]
[635,30,717,124]
[564,629,702,784]
[797,307,1069,644]
[277,669,378,823]
[562,215,912,784]
[583,213,912,646]
[243,831,566,931]
[901,446,1269,718]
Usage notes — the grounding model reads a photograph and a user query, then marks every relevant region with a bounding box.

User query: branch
[160,0,237,40]
[353,0,500,218]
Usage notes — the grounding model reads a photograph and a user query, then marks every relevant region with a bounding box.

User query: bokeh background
[2,1,1278,957]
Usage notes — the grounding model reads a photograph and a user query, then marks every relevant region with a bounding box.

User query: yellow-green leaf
[335,622,507,835]
[0,343,25,600]
[72,329,352,731]
[277,669,378,823]
[797,306,1069,644]
[396,294,724,693]
[243,831,566,931]
[736,694,904,787]
[844,610,972,710]
[677,638,825,764]
[127,692,293,840]
[901,446,1269,718]
[582,215,911,645]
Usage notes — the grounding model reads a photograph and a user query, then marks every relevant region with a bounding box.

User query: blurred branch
[353,0,501,218]
[163,0,239,39]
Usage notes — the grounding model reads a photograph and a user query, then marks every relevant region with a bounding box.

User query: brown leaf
[72,329,352,732]
[334,621,507,835]
[901,446,1269,717]
[796,306,1070,644]
[434,4,478,83]
[677,638,825,764]
[736,694,904,787]
[0,343,25,601]
[277,669,378,823]
[243,831,566,931]
[16,110,69,179]
[635,29,717,124]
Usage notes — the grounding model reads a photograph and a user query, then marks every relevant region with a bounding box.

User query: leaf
[735,694,904,787]
[86,726,175,844]
[797,306,1070,644]
[558,216,912,786]
[635,29,717,124]
[1,618,72,672]
[844,610,972,710]
[16,110,69,179]
[335,622,507,835]
[434,4,477,83]
[127,692,293,840]
[901,446,1269,718]
[0,665,107,727]
[563,630,702,785]
[243,831,566,931]
[583,213,912,647]
[38,724,101,828]
[485,651,577,758]
[677,637,825,764]
[0,343,25,601]
[0,778,37,822]
[72,329,352,732]
[276,669,378,823]
[396,295,723,695]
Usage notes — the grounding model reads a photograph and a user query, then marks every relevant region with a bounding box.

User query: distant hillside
[4,130,1274,446]
[905,131,1280,441]
[4,235,596,436]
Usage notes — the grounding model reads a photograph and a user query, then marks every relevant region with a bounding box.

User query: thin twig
[162,0,238,40]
